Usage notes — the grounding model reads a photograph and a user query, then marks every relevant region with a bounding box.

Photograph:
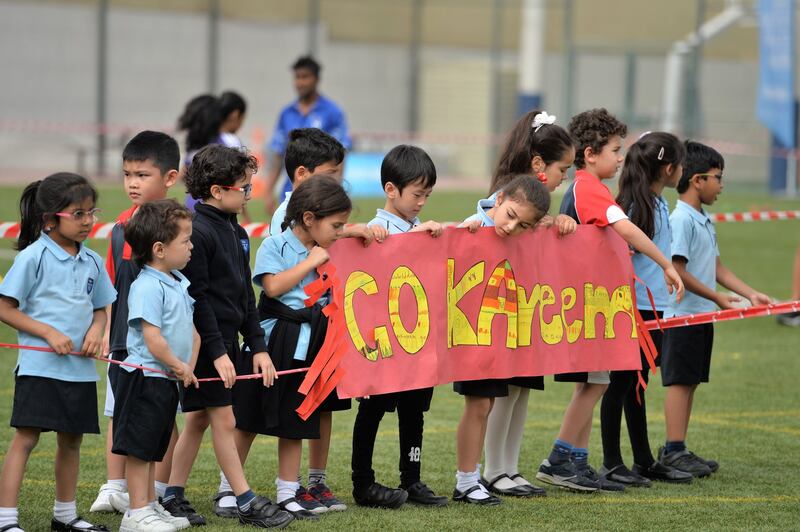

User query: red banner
[330,226,641,399]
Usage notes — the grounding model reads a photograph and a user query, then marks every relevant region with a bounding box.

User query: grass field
[0,183,799,531]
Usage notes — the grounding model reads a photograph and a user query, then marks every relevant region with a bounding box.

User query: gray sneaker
[536,459,598,492]
[658,447,712,478]
[777,311,800,327]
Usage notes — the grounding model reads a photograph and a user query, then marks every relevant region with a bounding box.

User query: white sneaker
[154,503,191,530]
[107,491,131,513]
[90,483,129,513]
[119,507,178,532]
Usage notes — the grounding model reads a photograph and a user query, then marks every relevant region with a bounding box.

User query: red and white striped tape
[710,210,800,223]
[0,209,798,240]
[644,300,799,330]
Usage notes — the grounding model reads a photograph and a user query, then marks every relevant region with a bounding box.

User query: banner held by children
[329,226,642,399]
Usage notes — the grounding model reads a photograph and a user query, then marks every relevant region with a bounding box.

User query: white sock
[53,500,92,528]
[125,506,150,519]
[483,386,520,482]
[154,481,168,499]
[108,478,127,492]
[455,469,489,500]
[505,386,530,479]
[217,472,236,508]
[0,507,21,531]
[276,478,303,512]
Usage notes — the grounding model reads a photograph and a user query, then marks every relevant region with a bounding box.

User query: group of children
[0,106,771,531]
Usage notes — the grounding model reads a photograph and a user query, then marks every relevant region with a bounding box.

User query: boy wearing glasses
[161,145,293,529]
[660,140,770,477]
[92,131,182,514]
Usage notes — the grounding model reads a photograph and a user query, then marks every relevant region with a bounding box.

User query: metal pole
[623,51,636,127]
[490,0,503,135]
[517,0,545,115]
[307,0,320,56]
[408,0,422,134]
[208,0,219,93]
[96,0,108,177]
[562,0,575,120]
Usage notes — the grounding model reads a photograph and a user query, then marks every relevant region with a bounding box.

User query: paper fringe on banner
[295,262,349,420]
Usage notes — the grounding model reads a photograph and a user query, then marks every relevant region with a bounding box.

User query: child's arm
[0,296,73,354]
[612,219,684,301]
[101,304,112,355]
[142,321,198,388]
[410,220,444,237]
[716,258,771,306]
[81,307,108,357]
[672,257,740,309]
[261,247,329,298]
[190,326,200,371]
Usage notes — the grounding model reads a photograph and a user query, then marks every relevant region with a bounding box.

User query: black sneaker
[239,495,294,528]
[161,496,207,526]
[276,498,319,521]
[535,459,598,492]
[632,461,693,484]
[452,485,502,506]
[212,490,238,518]
[307,483,347,511]
[576,464,625,492]
[404,481,448,506]
[295,486,328,514]
[658,447,712,478]
[353,482,408,509]
[688,450,719,473]
[599,464,651,488]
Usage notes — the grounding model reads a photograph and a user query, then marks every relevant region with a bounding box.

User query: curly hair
[185,144,258,200]
[568,108,627,169]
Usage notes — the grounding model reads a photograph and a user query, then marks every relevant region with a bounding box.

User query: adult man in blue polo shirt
[263,56,351,213]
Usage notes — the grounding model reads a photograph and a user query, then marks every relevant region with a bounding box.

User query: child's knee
[56,432,83,452]
[186,410,210,432]
[13,429,41,454]
[465,397,492,418]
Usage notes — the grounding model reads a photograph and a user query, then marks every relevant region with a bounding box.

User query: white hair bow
[532,111,557,132]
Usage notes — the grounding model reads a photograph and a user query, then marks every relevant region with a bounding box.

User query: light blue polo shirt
[462,194,496,227]
[253,228,326,361]
[268,191,292,237]
[632,195,671,311]
[367,208,420,235]
[125,266,195,378]
[666,199,720,317]
[0,233,116,382]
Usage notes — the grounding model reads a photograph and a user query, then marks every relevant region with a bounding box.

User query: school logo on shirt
[240,239,249,253]
[86,278,94,294]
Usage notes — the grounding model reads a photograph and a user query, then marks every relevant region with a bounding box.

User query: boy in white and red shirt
[535,108,684,493]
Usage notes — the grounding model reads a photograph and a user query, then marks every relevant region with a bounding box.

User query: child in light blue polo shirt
[110,199,200,531]
[660,141,771,478]
[351,144,446,510]
[0,173,116,532]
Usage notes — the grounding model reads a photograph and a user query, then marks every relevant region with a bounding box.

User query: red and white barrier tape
[0,209,798,240]
[643,301,799,330]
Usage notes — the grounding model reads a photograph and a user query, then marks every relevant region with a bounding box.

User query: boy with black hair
[112,199,198,532]
[660,141,770,476]
[350,144,446,509]
[92,130,182,514]
[162,145,293,529]
[268,128,346,237]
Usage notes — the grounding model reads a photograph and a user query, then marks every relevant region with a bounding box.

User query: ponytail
[17,180,43,251]
[616,132,685,239]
